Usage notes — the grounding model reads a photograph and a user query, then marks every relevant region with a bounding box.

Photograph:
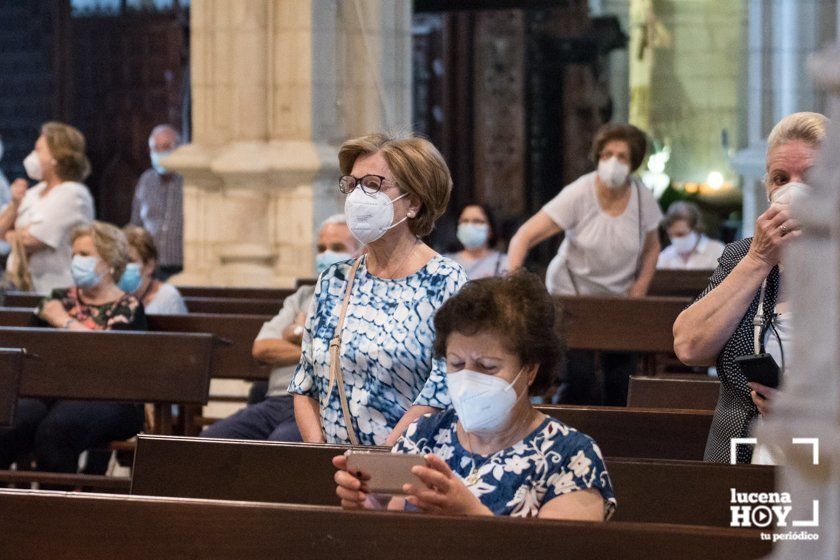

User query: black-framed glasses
[338,174,393,195]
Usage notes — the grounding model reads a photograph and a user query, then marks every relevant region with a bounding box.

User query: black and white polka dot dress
[692,238,780,464]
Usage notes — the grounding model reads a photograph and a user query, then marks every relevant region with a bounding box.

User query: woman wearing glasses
[288,133,467,446]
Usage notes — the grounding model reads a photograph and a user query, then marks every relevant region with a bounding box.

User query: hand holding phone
[734,353,780,391]
[344,451,427,495]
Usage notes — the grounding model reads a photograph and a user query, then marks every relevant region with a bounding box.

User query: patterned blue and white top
[392,408,617,518]
[288,254,467,445]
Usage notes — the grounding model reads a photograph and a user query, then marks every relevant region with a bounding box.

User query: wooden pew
[648,269,713,298]
[178,285,295,300]
[557,295,689,354]
[628,376,720,410]
[0,490,773,559]
[0,349,23,426]
[2,291,284,315]
[0,327,214,410]
[536,405,712,460]
[183,296,281,316]
[131,435,774,528]
[0,309,273,381]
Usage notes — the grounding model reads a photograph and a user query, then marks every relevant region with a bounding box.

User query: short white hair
[320,214,347,229]
[148,124,181,146]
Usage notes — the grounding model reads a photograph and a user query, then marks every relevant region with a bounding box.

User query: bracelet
[62,317,76,329]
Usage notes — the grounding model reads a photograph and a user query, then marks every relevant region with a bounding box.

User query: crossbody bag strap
[327,257,363,445]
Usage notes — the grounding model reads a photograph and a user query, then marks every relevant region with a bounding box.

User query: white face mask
[23,151,43,181]
[770,181,810,206]
[670,231,698,254]
[597,157,630,189]
[344,188,408,245]
[447,367,525,433]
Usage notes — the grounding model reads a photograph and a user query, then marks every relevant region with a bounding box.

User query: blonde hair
[72,221,130,281]
[123,225,159,265]
[767,112,828,155]
[338,132,453,237]
[41,121,91,182]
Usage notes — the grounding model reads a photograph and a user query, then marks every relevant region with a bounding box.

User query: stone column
[759,44,840,559]
[165,0,412,287]
[731,0,822,238]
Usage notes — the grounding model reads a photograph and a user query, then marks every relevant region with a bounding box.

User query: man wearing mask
[201,215,360,441]
[130,124,183,280]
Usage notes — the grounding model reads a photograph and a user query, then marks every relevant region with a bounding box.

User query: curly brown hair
[589,122,648,172]
[433,270,564,393]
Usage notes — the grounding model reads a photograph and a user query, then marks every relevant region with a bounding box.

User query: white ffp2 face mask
[447,367,525,433]
[771,181,810,206]
[670,231,699,254]
[597,157,630,189]
[23,151,43,181]
[344,188,408,245]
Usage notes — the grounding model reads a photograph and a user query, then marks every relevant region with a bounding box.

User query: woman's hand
[748,382,779,417]
[332,454,388,511]
[747,205,801,269]
[40,299,71,328]
[10,179,27,206]
[402,454,492,516]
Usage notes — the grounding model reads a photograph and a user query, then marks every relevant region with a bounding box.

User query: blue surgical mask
[316,250,352,276]
[150,150,172,175]
[457,223,490,250]
[118,262,143,293]
[71,255,102,289]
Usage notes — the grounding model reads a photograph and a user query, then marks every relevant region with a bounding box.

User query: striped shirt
[130,168,183,267]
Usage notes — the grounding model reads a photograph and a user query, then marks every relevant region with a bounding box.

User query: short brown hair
[589,122,648,172]
[433,270,564,394]
[41,121,91,182]
[123,225,159,264]
[72,221,130,281]
[338,132,453,237]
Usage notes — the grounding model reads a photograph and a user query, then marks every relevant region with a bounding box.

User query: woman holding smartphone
[673,112,827,464]
[333,271,615,520]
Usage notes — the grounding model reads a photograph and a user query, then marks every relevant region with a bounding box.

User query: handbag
[326,257,363,445]
[7,232,34,292]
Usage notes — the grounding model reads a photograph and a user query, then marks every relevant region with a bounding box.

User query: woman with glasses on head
[289,133,467,447]
[506,123,663,406]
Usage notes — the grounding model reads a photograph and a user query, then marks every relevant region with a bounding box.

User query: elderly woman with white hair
[674,112,828,464]
[657,201,725,270]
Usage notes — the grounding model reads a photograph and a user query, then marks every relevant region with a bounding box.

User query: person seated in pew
[506,123,663,407]
[444,202,508,280]
[0,221,147,476]
[334,271,616,520]
[674,112,827,464]
[289,133,468,446]
[121,225,187,314]
[657,201,724,270]
[202,215,360,441]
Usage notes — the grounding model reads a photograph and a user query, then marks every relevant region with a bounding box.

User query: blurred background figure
[657,201,725,270]
[122,225,187,315]
[130,124,183,281]
[0,122,94,293]
[445,202,508,279]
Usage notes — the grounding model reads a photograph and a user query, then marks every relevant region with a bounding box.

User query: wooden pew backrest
[0,327,214,403]
[131,436,774,528]
[556,295,690,353]
[0,348,23,426]
[177,286,295,300]
[628,376,720,410]
[183,297,281,316]
[0,490,773,560]
[648,269,714,298]
[147,313,272,380]
[536,405,713,460]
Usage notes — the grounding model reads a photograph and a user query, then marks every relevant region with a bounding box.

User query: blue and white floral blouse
[288,254,467,445]
[392,408,617,518]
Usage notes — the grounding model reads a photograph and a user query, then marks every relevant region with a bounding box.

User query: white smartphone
[344,451,427,495]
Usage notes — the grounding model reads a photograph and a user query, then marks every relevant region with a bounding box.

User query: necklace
[461,410,544,486]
